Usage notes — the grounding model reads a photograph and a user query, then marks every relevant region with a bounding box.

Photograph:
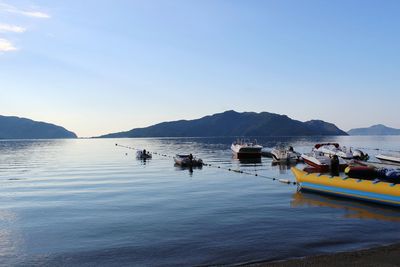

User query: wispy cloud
[0,2,50,19]
[0,38,17,51]
[0,23,26,33]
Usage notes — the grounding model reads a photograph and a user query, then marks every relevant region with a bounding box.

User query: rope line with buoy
[115,143,296,185]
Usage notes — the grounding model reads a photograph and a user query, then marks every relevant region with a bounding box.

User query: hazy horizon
[1,0,399,137]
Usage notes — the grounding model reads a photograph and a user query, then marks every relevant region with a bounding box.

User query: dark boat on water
[136,150,152,159]
[174,154,203,167]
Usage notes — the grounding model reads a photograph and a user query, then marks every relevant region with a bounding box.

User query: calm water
[1,136,400,266]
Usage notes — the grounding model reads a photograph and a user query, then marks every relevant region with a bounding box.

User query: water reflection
[232,155,262,165]
[0,210,22,259]
[291,192,400,222]
[0,140,68,178]
[138,158,151,165]
[174,164,203,176]
[271,161,298,174]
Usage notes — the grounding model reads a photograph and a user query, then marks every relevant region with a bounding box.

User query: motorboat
[301,150,348,172]
[261,147,273,157]
[292,167,400,207]
[314,143,369,161]
[174,154,203,167]
[314,143,353,159]
[231,139,262,158]
[136,150,152,159]
[376,154,400,165]
[271,145,301,163]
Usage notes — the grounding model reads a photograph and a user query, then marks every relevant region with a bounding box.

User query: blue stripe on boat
[301,182,400,206]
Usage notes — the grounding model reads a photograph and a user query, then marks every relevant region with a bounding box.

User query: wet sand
[245,243,400,267]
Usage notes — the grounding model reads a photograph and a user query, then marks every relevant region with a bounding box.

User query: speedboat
[314,143,353,159]
[231,139,262,158]
[271,145,301,163]
[376,153,400,165]
[301,150,348,172]
[136,150,152,159]
[314,143,369,161]
[174,154,203,167]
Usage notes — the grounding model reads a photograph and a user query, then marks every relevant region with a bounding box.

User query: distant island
[348,124,400,136]
[97,110,347,138]
[0,115,77,139]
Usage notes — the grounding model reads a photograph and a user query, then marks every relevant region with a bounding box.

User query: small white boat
[136,150,152,159]
[314,143,353,159]
[376,154,400,165]
[231,139,262,158]
[301,150,348,172]
[271,146,301,163]
[174,154,203,167]
[314,143,368,161]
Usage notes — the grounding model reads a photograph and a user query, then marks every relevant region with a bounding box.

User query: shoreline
[244,242,400,267]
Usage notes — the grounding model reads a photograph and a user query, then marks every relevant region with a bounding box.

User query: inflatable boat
[174,154,203,167]
[291,167,400,207]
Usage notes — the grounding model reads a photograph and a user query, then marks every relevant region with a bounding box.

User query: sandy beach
[246,243,400,267]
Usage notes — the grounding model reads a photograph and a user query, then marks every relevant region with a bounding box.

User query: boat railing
[234,138,260,147]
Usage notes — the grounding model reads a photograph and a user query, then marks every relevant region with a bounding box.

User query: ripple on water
[0,137,400,266]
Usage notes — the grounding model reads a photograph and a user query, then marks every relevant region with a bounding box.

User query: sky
[0,0,399,137]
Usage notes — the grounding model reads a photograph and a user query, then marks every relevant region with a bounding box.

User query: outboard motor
[353,149,369,161]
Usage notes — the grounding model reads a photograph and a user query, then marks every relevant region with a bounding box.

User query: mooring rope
[115,143,296,185]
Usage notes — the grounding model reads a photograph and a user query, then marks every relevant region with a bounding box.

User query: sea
[0,136,400,266]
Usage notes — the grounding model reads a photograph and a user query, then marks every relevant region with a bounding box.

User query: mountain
[348,124,400,136]
[0,115,77,139]
[98,110,347,138]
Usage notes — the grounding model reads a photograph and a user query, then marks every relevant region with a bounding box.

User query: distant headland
[348,124,400,136]
[96,110,347,138]
[0,115,77,139]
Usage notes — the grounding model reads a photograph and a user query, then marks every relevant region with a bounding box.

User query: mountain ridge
[0,115,77,139]
[97,110,347,138]
[348,124,400,136]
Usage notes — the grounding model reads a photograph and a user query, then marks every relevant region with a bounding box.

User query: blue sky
[1,0,399,137]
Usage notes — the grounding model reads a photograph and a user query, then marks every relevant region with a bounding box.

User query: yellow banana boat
[291,167,400,207]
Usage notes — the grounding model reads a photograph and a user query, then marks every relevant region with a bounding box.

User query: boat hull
[376,154,400,165]
[136,151,152,159]
[174,157,203,167]
[291,167,400,207]
[302,154,347,172]
[271,149,300,163]
[302,157,330,172]
[231,144,262,158]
